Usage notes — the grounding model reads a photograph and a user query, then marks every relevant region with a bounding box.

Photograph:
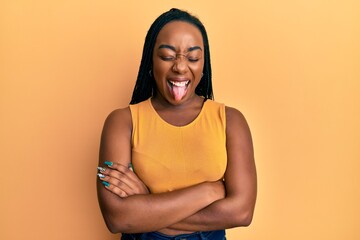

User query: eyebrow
[158,44,202,52]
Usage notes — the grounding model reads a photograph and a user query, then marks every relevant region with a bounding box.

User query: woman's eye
[188,58,199,62]
[160,56,175,61]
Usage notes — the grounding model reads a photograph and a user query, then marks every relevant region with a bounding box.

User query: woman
[97,8,257,240]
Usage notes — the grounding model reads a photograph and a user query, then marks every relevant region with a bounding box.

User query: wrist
[204,181,225,203]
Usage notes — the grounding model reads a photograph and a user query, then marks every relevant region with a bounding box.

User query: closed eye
[160,56,176,61]
[187,58,199,62]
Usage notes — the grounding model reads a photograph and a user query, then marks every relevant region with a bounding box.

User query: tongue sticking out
[171,85,187,102]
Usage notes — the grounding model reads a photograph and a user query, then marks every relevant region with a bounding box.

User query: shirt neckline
[147,97,208,128]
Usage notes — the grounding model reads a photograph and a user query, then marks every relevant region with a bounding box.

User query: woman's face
[152,21,204,105]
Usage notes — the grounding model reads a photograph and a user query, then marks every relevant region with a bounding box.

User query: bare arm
[164,106,257,232]
[97,107,225,234]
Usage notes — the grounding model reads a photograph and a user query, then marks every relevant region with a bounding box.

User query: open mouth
[168,80,190,87]
[167,80,190,101]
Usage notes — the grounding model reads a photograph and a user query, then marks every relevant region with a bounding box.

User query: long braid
[130,8,213,104]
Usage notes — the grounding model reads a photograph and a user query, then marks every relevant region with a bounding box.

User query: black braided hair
[130,8,213,104]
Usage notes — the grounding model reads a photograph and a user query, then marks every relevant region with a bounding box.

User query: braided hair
[130,8,213,104]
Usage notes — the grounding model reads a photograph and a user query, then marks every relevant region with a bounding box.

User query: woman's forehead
[155,21,204,49]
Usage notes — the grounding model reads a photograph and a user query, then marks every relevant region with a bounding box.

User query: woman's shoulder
[107,106,131,120]
[103,98,151,132]
[103,106,132,132]
[225,105,243,118]
[224,105,250,130]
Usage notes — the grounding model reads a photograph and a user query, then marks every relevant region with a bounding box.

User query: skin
[152,21,204,111]
[97,21,257,235]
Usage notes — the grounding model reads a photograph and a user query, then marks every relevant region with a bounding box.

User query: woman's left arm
[166,106,257,231]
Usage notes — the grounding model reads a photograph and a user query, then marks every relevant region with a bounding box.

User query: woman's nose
[172,54,188,73]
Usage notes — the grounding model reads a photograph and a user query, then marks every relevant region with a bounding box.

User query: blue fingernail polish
[104,161,113,166]
[129,163,134,171]
[97,167,106,172]
[97,173,105,179]
[102,181,110,187]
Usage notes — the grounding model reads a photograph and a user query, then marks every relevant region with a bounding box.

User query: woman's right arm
[97,107,224,234]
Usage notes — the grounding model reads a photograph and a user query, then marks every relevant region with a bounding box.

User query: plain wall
[1,0,359,239]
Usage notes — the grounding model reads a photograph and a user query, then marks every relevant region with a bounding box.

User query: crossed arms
[97,106,257,234]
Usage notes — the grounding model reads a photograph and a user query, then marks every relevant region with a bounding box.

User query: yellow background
[1,0,359,239]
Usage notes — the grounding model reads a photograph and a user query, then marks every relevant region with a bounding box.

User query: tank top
[129,98,227,193]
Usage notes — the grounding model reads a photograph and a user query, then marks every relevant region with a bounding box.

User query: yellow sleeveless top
[130,98,227,193]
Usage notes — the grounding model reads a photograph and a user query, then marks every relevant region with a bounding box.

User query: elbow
[107,225,120,234]
[107,222,122,234]
[104,215,134,234]
[239,211,254,227]
[104,217,121,234]
[106,222,133,234]
[232,209,254,227]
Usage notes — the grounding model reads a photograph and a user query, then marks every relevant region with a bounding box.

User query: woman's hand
[98,161,149,198]
[208,179,226,201]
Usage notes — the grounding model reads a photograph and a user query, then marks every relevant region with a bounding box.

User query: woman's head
[130,8,213,104]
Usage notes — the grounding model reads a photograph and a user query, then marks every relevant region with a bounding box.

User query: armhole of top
[129,104,136,146]
[221,103,227,133]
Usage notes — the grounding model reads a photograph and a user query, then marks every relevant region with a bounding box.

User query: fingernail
[97,173,105,179]
[102,181,110,187]
[97,166,106,173]
[104,161,113,166]
[129,163,134,171]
